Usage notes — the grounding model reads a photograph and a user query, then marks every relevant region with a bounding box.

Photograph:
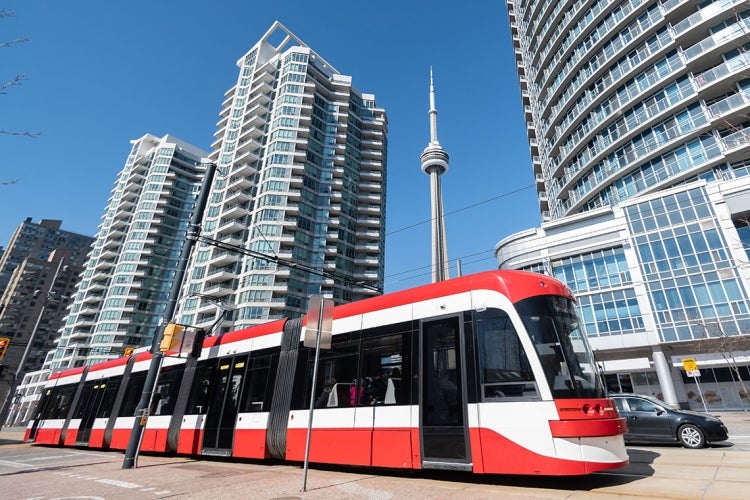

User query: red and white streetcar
[27,270,628,475]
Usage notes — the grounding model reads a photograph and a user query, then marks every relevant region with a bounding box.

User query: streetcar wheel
[678,424,705,448]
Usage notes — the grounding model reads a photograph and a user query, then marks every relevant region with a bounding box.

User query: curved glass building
[499,0,750,410]
[508,0,750,221]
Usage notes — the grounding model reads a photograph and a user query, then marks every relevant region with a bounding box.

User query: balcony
[209,250,240,266]
[227,174,254,191]
[217,219,247,235]
[205,267,237,283]
[225,189,252,205]
[223,203,250,219]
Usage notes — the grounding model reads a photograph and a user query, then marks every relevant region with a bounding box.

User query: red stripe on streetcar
[549,418,628,437]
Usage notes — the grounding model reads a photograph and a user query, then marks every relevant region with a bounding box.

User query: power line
[196,185,537,294]
[386,184,536,236]
[384,253,498,287]
[196,234,383,293]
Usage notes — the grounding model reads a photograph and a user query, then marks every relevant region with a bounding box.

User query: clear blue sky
[1,0,541,293]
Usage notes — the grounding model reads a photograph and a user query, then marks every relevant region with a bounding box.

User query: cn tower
[420,68,450,283]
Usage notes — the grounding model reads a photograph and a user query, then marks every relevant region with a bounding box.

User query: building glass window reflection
[625,187,750,342]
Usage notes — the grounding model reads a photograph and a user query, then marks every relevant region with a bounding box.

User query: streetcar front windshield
[516,295,605,399]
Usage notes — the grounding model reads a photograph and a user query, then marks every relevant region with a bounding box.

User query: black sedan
[611,394,729,449]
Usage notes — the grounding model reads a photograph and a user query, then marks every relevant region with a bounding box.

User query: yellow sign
[682,358,698,371]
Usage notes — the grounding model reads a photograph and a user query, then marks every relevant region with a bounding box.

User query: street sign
[686,369,701,377]
[681,358,698,372]
[304,295,333,349]
[302,294,334,491]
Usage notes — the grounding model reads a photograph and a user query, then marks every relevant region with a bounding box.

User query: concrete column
[653,347,679,406]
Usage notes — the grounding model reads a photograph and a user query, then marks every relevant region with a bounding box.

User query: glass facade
[499,180,750,409]
[550,248,643,337]
[625,187,750,343]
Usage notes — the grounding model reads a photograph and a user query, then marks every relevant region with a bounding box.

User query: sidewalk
[0,426,24,445]
[711,410,750,436]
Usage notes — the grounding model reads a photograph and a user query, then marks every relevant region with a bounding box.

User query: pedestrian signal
[0,337,10,361]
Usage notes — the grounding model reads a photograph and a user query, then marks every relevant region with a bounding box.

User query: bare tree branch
[0,35,29,48]
[0,129,41,137]
[691,321,750,408]
[1,73,26,94]
[1,9,39,186]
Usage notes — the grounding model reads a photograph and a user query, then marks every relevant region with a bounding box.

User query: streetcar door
[420,315,471,469]
[201,355,248,456]
[75,380,108,445]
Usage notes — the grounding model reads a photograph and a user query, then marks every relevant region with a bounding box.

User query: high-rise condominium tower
[506,0,750,221]
[50,134,209,369]
[0,218,91,293]
[178,22,388,331]
[0,249,86,377]
[497,0,750,410]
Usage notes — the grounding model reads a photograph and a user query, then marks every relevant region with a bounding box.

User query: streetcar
[26,270,628,475]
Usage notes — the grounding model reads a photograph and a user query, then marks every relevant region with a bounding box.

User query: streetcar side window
[152,365,184,416]
[97,377,121,418]
[302,338,359,410]
[188,361,216,414]
[297,321,414,409]
[74,381,97,419]
[40,384,76,419]
[475,309,538,401]
[360,334,409,405]
[119,371,146,417]
[241,354,275,412]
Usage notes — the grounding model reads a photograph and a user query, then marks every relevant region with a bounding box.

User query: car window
[613,398,627,413]
[625,397,658,412]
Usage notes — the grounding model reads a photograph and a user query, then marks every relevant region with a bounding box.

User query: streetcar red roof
[44,270,571,380]
[49,366,86,380]
[328,270,571,322]
[88,356,130,372]
[203,318,287,347]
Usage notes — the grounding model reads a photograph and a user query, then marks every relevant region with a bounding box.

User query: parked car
[611,394,729,449]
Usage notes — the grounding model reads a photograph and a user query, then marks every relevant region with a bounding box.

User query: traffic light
[159,323,185,352]
[0,337,9,362]
[124,346,135,357]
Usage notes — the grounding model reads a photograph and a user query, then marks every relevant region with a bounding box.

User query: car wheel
[678,424,705,448]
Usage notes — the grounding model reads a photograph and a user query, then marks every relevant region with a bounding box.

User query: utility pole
[122,162,216,469]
